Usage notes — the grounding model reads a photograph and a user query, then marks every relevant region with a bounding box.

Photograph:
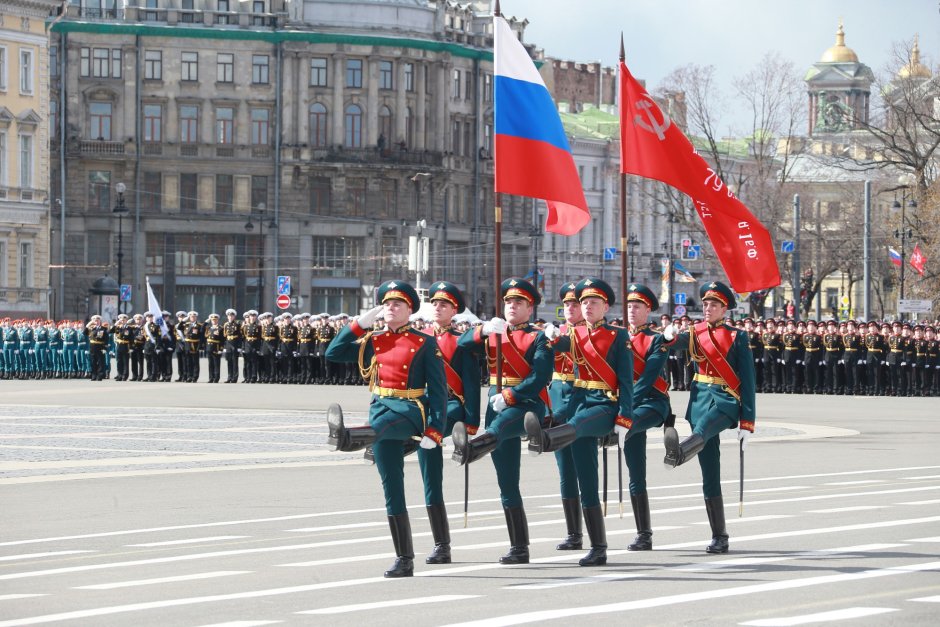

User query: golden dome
[820,21,859,63]
[898,35,932,79]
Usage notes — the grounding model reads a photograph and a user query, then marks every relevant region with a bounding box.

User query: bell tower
[804,21,874,136]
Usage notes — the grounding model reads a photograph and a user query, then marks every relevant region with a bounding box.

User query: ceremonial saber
[464,455,469,528]
[739,439,744,517]
[602,442,608,517]
[617,439,624,518]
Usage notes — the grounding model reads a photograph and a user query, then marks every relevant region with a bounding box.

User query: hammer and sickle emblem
[634,97,671,141]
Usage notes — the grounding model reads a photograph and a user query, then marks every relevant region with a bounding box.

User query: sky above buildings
[504,0,938,132]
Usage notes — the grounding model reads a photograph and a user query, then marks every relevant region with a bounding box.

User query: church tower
[804,22,874,136]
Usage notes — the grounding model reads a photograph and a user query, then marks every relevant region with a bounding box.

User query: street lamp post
[245,203,272,312]
[627,233,640,283]
[113,182,129,314]
[892,190,917,300]
[662,213,680,315]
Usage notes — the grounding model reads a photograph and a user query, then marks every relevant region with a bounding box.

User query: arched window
[378,105,392,148]
[309,103,327,147]
[344,104,362,148]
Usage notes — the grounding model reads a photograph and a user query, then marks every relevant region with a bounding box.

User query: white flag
[146,279,169,338]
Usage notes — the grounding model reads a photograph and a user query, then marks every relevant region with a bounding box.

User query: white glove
[419,436,438,449]
[543,322,560,341]
[737,428,751,450]
[662,323,677,341]
[482,317,507,337]
[615,424,628,448]
[819,361,824,367]
[796,360,802,365]
[356,305,383,329]
[901,362,906,367]
[838,360,844,365]
[489,393,508,412]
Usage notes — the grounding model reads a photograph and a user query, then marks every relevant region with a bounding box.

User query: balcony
[0,187,43,202]
[80,140,125,155]
[68,6,123,20]
[0,288,49,311]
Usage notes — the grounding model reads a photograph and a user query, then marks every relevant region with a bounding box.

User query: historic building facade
[0,0,58,319]
[50,0,537,319]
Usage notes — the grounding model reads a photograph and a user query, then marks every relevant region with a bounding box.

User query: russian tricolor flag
[494,15,589,236]
[889,247,902,267]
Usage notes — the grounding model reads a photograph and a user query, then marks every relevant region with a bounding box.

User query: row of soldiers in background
[656,315,940,397]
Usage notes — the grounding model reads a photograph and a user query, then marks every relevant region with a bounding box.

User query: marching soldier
[761,320,782,393]
[865,322,887,395]
[182,311,204,382]
[781,320,801,393]
[278,313,299,383]
[745,319,763,391]
[174,311,188,382]
[415,281,481,565]
[452,277,553,565]
[241,311,262,383]
[901,323,916,396]
[296,313,315,384]
[886,323,904,396]
[662,281,756,554]
[142,312,160,381]
[110,314,133,381]
[84,315,109,382]
[205,313,224,383]
[130,314,146,381]
[548,282,587,552]
[325,280,447,578]
[317,314,336,383]
[802,320,822,394]
[619,284,674,551]
[525,277,632,567]
[822,321,842,394]
[841,320,862,395]
[926,326,939,396]
[223,309,242,383]
[260,313,278,383]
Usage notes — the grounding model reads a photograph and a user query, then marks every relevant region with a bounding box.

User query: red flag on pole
[618,61,780,293]
[910,243,927,275]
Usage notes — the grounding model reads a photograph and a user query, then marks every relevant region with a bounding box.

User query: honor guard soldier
[84,315,109,381]
[111,314,133,381]
[33,319,49,379]
[142,313,159,381]
[451,277,553,565]
[802,320,823,393]
[925,326,939,395]
[548,282,587,552]
[241,311,262,383]
[296,313,315,384]
[781,320,801,393]
[841,321,862,395]
[326,280,447,578]
[182,311,204,382]
[278,313,299,383]
[525,277,632,567]
[417,281,481,565]
[222,309,242,383]
[761,320,782,393]
[745,318,764,390]
[912,325,929,395]
[900,323,916,396]
[618,283,675,551]
[260,313,278,383]
[204,314,224,383]
[822,320,842,394]
[887,324,904,395]
[865,322,887,395]
[129,314,145,381]
[317,313,336,383]
[173,311,188,381]
[662,281,756,554]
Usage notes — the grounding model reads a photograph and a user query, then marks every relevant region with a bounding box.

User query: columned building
[0,0,59,319]
[50,0,533,320]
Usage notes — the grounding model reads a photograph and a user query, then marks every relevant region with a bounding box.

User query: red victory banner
[910,243,927,275]
[618,61,780,293]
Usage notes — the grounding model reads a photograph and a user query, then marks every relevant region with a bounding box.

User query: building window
[465,71,473,101]
[143,104,162,143]
[452,119,460,155]
[89,102,112,141]
[86,230,110,267]
[215,107,234,144]
[216,0,232,24]
[310,57,327,87]
[18,134,31,189]
[311,237,362,280]
[483,122,492,153]
[404,62,414,92]
[215,174,233,213]
[463,121,473,157]
[346,59,362,88]
[92,48,110,78]
[252,55,269,84]
[250,108,269,145]
[142,172,161,211]
[251,175,267,210]
[404,107,413,149]
[309,103,327,147]
[0,133,5,185]
[19,242,33,288]
[379,60,393,90]
[217,53,234,83]
[344,104,362,148]
[251,0,266,25]
[0,47,6,90]
[111,49,122,78]
[309,176,331,215]
[88,170,111,212]
[50,100,58,140]
[181,51,198,81]
[180,105,198,143]
[144,50,162,81]
[452,69,460,99]
[50,45,59,78]
[379,179,397,218]
[484,73,492,102]
[180,173,197,212]
[180,0,195,22]
[346,177,366,216]
[19,48,33,94]
[378,105,392,147]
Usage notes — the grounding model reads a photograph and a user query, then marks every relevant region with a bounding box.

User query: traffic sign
[687,245,701,259]
[276,294,291,310]
[119,284,132,302]
[674,305,687,316]
[674,292,687,305]
[555,306,565,321]
[781,240,795,254]
[276,275,291,296]
[603,247,617,261]
[898,299,932,314]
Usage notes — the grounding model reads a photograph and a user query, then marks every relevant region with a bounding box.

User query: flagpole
[617,34,628,520]
[493,1,504,396]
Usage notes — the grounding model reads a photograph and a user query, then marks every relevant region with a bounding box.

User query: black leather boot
[327,403,376,452]
[364,438,418,464]
[425,503,451,564]
[384,513,415,577]
[556,498,583,550]
[525,413,577,455]
[579,505,607,566]
[664,433,705,468]
[499,506,529,564]
[704,496,729,554]
[628,492,653,551]
[452,422,498,466]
